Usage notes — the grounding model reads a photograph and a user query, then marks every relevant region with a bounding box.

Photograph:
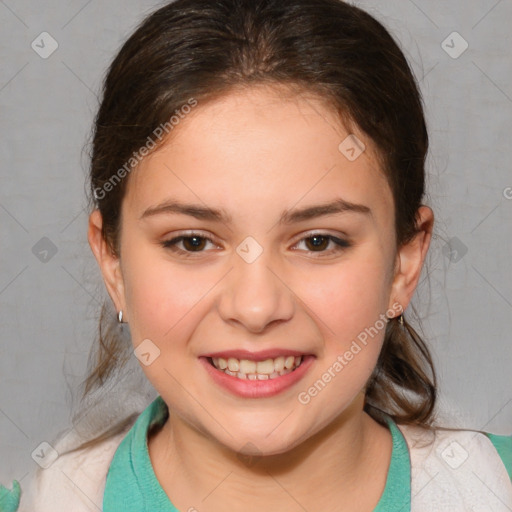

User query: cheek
[294,250,391,401]
[297,251,392,342]
[121,245,219,343]
[120,248,221,396]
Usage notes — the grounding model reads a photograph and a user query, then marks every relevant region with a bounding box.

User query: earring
[398,314,404,326]
[117,310,124,324]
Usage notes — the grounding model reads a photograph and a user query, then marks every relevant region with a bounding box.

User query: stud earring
[117,310,124,323]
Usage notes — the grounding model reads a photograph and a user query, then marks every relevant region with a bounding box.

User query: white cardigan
[15,421,512,512]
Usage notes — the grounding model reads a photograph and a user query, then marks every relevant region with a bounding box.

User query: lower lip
[199,355,315,398]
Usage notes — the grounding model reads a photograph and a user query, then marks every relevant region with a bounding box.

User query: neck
[148,395,392,511]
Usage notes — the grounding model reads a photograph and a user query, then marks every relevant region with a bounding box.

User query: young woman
[2,0,510,510]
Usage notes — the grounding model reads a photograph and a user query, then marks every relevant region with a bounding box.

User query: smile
[208,355,303,380]
[200,353,315,398]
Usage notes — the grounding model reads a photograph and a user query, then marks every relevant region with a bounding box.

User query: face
[89,84,431,456]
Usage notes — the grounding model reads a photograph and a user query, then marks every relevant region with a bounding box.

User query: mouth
[200,351,316,398]
[206,354,304,380]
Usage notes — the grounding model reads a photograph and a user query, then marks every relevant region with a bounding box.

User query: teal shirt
[2,396,511,511]
[102,396,511,511]
[102,396,413,511]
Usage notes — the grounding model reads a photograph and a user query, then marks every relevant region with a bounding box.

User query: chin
[219,424,307,459]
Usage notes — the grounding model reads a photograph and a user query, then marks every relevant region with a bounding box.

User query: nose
[216,247,295,333]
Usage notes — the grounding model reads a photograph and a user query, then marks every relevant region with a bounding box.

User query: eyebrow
[139,197,372,223]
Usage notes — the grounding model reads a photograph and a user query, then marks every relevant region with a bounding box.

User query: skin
[88,84,433,511]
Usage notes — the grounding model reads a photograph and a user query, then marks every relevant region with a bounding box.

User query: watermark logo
[439,441,469,469]
[338,134,366,161]
[31,32,59,59]
[134,338,161,366]
[441,32,468,59]
[31,441,59,469]
[32,237,58,263]
[442,236,468,263]
[236,441,263,467]
[236,236,263,264]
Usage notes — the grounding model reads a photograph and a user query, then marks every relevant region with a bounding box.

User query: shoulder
[397,423,512,511]
[398,423,512,475]
[17,425,133,512]
[0,480,21,512]
[486,432,512,478]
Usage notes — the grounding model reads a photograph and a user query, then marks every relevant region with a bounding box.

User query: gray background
[1,0,511,486]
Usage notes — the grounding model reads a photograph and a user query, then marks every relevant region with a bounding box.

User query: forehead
[123,85,394,226]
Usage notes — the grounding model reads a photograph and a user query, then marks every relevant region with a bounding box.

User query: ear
[87,209,127,318]
[388,205,434,315]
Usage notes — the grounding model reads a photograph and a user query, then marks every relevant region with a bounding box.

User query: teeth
[227,358,239,372]
[239,359,256,374]
[256,359,274,374]
[274,356,285,372]
[211,355,304,380]
[284,356,295,369]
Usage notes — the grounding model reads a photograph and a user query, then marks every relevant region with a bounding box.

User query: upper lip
[201,349,312,361]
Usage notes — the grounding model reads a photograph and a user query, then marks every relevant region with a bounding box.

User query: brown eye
[161,233,217,255]
[305,235,330,251]
[294,233,351,255]
[182,236,207,251]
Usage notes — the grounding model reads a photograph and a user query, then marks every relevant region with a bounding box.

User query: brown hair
[67,0,436,454]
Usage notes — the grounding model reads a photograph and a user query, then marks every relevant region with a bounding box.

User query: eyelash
[160,231,351,258]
